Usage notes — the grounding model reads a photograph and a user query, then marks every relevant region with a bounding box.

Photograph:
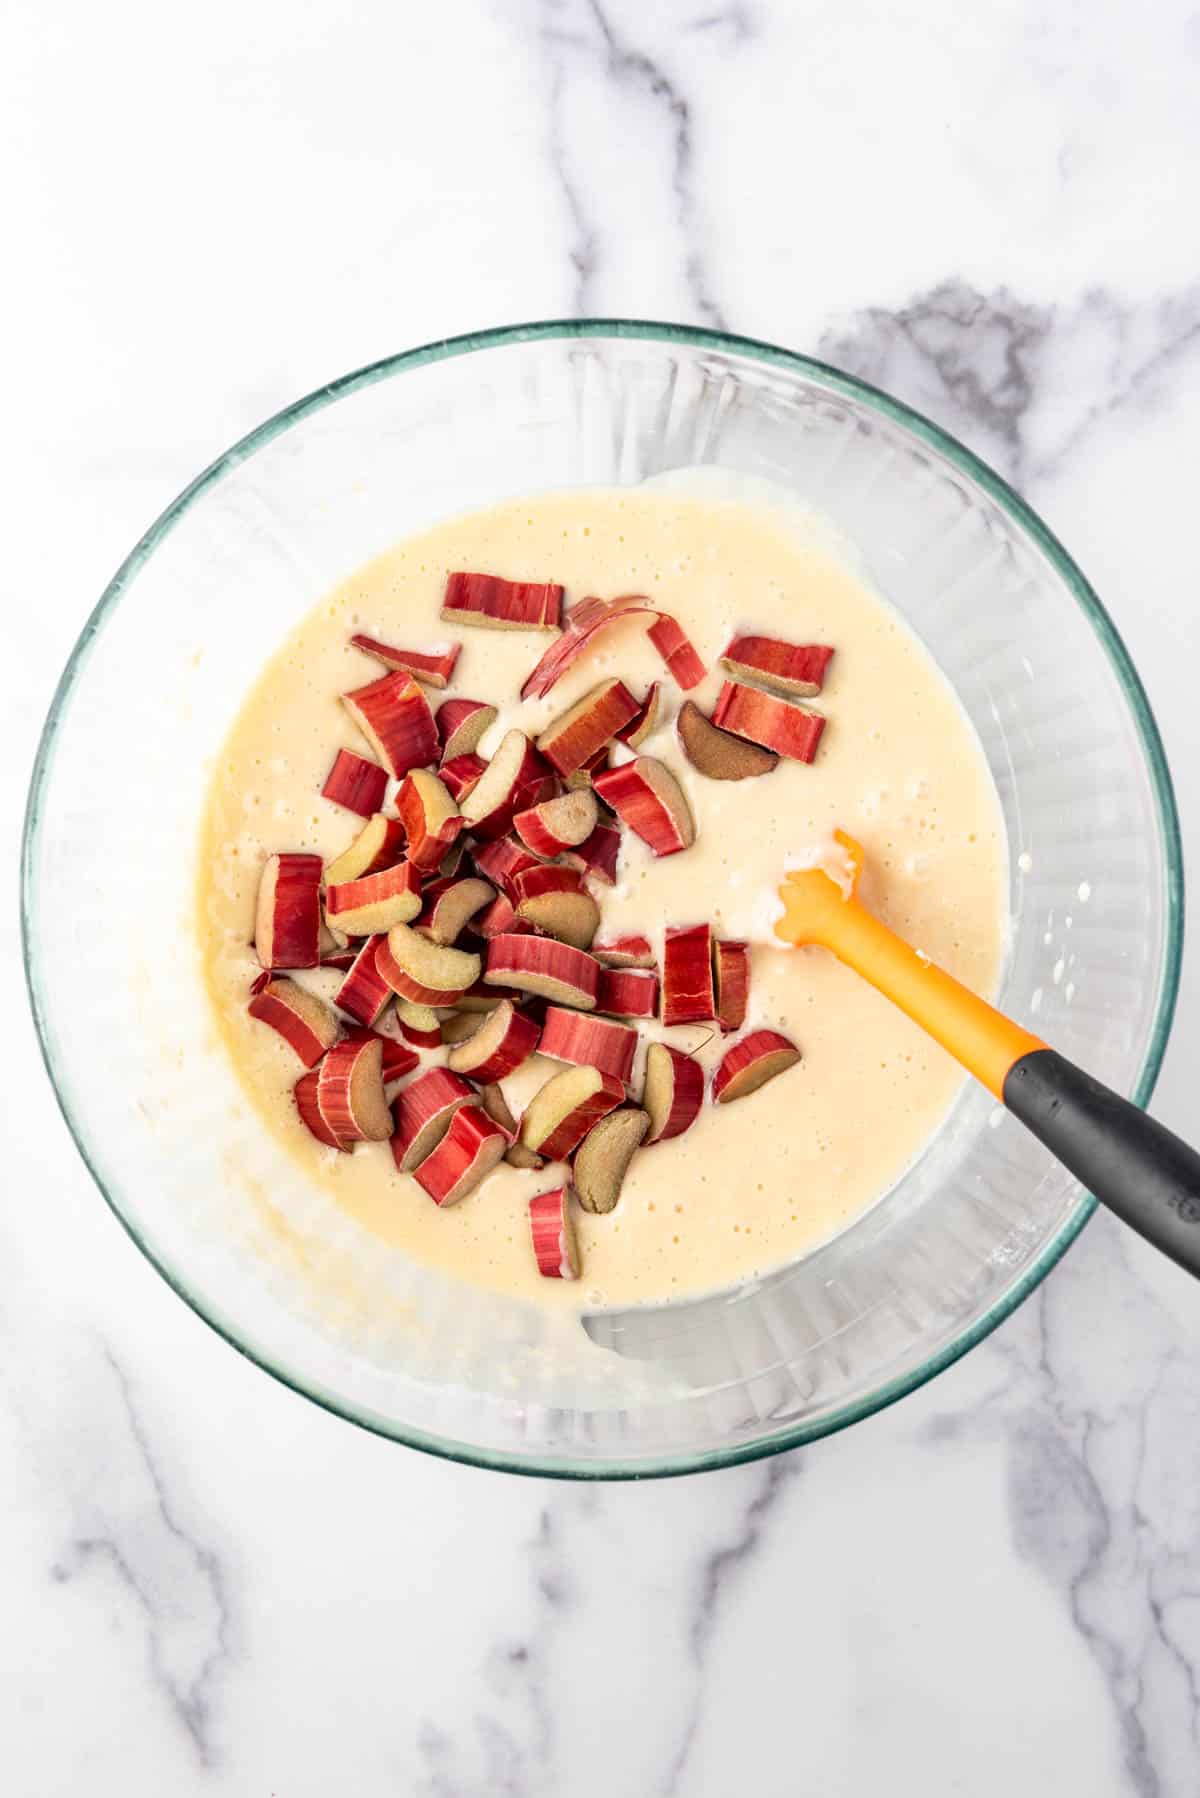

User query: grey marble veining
[6,0,1200,1791]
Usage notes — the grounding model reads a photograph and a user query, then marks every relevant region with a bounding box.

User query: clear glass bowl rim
[22,317,1185,1480]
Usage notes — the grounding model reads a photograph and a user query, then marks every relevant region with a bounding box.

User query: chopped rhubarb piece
[593,757,695,857]
[712,682,826,764]
[438,753,487,803]
[446,998,541,1083]
[439,839,469,880]
[436,697,497,759]
[471,834,542,898]
[521,595,700,700]
[294,1068,346,1150]
[350,634,460,688]
[513,788,598,857]
[573,1108,649,1215]
[520,1065,625,1161]
[713,940,751,1034]
[565,744,610,791]
[391,1067,478,1171]
[662,923,716,1025]
[255,853,322,969]
[455,977,523,1012]
[485,934,599,1009]
[325,859,422,936]
[512,864,600,950]
[325,813,405,887]
[676,699,778,781]
[480,1083,545,1171]
[420,876,495,946]
[341,671,439,778]
[596,967,659,1019]
[474,892,527,939]
[617,681,662,749]
[647,614,706,689]
[321,748,388,817]
[712,1029,801,1103]
[561,821,621,887]
[440,1011,482,1046]
[593,933,655,968]
[528,1187,580,1279]
[378,923,481,1006]
[536,679,641,778]
[393,996,442,1047]
[442,570,564,632]
[539,1005,637,1087]
[396,768,463,872]
[720,635,834,698]
[461,730,554,840]
[248,977,340,1066]
[319,945,359,972]
[642,1042,704,1144]
[316,1035,393,1146]
[414,1104,510,1206]
[334,935,394,1027]
[378,1034,420,1085]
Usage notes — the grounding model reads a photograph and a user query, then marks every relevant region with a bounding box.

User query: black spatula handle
[1004,1049,1200,1276]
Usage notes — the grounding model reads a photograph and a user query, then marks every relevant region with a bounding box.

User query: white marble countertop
[5,2,1200,1791]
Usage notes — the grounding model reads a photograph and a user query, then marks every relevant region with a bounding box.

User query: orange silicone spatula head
[774,828,1042,1102]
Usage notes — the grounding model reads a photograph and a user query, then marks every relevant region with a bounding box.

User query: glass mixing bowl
[23,322,1182,1478]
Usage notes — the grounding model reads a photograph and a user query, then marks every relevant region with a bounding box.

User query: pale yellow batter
[198,489,1006,1309]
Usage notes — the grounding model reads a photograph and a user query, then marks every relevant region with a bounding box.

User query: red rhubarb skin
[451,1001,541,1083]
[712,1029,801,1103]
[334,935,394,1028]
[538,1005,637,1086]
[536,1073,624,1161]
[256,853,322,969]
[350,634,460,687]
[563,822,621,886]
[720,636,833,697]
[375,933,474,1007]
[712,681,826,764]
[596,967,660,1019]
[294,1068,345,1149]
[593,933,655,968]
[538,680,641,776]
[390,1068,477,1170]
[645,1044,704,1143]
[521,596,702,700]
[247,981,336,1066]
[468,741,555,841]
[436,697,496,757]
[471,834,542,898]
[378,1035,420,1083]
[414,1105,510,1206]
[484,934,600,1008]
[592,760,692,857]
[342,671,440,777]
[316,1036,387,1146]
[714,940,751,1033]
[528,1188,578,1279]
[325,859,421,924]
[475,893,526,939]
[511,864,586,905]
[438,753,487,802]
[330,815,406,883]
[617,681,661,747]
[396,774,463,872]
[321,749,388,817]
[443,571,564,631]
[662,923,716,1026]
[647,615,706,689]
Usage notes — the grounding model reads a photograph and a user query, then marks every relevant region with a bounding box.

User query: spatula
[774,831,1200,1275]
